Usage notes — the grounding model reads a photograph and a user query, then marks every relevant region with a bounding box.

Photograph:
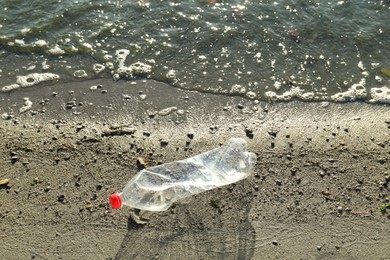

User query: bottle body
[110,138,256,211]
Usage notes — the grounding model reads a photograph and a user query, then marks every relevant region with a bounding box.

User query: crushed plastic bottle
[109,138,257,211]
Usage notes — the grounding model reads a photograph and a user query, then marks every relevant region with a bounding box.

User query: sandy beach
[0,78,389,259]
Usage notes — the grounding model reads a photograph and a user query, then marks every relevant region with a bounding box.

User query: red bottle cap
[109,193,122,209]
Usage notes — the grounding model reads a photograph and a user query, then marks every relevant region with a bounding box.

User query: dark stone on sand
[160,140,169,147]
[268,130,278,138]
[57,195,65,202]
[245,128,254,139]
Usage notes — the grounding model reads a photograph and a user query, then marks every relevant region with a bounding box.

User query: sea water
[0,0,389,103]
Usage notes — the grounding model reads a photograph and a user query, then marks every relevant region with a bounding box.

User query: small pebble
[0,179,10,186]
[90,85,98,91]
[272,240,278,246]
[11,155,19,162]
[160,140,169,147]
[136,157,147,168]
[21,159,29,165]
[268,130,278,138]
[245,128,254,139]
[57,195,65,202]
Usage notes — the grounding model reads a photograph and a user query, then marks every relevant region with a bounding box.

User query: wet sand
[0,79,389,259]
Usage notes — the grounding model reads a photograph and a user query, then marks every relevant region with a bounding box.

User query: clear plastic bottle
[109,138,256,211]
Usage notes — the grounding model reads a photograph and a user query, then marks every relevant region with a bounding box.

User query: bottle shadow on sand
[114,181,256,260]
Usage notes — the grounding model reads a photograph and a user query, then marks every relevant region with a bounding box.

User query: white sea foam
[129,62,152,76]
[114,49,152,79]
[1,84,20,92]
[116,49,130,64]
[93,64,105,74]
[230,84,246,94]
[246,91,257,99]
[32,40,47,47]
[42,61,50,70]
[16,73,59,88]
[330,84,367,102]
[19,97,32,113]
[47,45,65,55]
[166,70,176,80]
[265,87,315,101]
[158,107,178,116]
[73,70,88,78]
[369,86,390,103]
